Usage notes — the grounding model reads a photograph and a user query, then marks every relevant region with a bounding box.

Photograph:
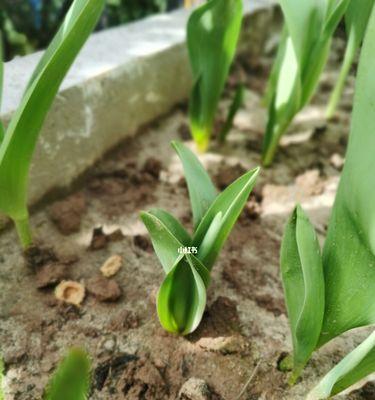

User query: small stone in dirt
[330,153,345,170]
[89,227,109,250]
[142,157,163,180]
[178,123,191,140]
[55,280,85,306]
[100,255,122,278]
[49,193,86,235]
[36,263,71,289]
[87,275,122,302]
[179,378,221,400]
[295,169,324,196]
[102,338,116,352]
[133,235,152,252]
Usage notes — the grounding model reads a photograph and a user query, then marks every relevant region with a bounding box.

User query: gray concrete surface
[0,0,277,224]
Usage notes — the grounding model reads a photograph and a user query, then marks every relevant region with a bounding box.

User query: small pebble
[100,255,122,278]
[55,281,85,306]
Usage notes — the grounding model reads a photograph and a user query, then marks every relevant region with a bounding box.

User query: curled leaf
[280,205,324,382]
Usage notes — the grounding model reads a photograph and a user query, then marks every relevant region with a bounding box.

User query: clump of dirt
[87,275,122,302]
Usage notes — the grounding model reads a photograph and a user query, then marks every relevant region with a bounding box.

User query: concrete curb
[1,0,277,220]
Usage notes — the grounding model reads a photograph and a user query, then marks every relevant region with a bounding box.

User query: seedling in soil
[326,0,375,119]
[0,0,105,249]
[44,348,91,400]
[262,0,350,166]
[141,141,259,334]
[187,0,243,151]
[281,6,375,394]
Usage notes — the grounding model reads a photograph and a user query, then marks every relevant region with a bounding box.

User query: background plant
[43,348,91,400]
[141,141,259,334]
[326,0,375,119]
[187,0,243,151]
[281,5,375,393]
[0,0,177,61]
[0,0,105,248]
[263,0,350,166]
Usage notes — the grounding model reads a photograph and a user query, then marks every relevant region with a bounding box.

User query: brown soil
[0,37,373,400]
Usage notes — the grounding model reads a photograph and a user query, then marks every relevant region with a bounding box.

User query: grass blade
[157,255,207,335]
[0,0,105,248]
[280,205,324,382]
[0,358,4,400]
[187,0,243,151]
[193,167,260,270]
[308,331,375,399]
[320,5,375,346]
[0,32,4,143]
[43,348,91,400]
[172,141,217,228]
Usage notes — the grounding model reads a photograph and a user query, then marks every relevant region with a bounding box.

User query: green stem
[326,33,357,120]
[14,216,33,249]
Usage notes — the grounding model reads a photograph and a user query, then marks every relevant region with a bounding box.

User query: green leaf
[140,211,185,274]
[157,255,207,335]
[187,0,243,151]
[263,0,349,166]
[326,0,374,118]
[308,331,375,399]
[43,348,91,400]
[0,32,4,143]
[218,83,244,143]
[193,167,259,270]
[0,0,105,246]
[280,205,325,382]
[172,141,217,228]
[148,208,191,245]
[320,6,375,345]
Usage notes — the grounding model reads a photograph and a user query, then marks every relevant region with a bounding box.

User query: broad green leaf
[43,348,91,400]
[280,205,324,382]
[148,208,191,245]
[218,83,244,143]
[172,141,217,228]
[0,358,4,400]
[193,167,259,270]
[326,0,375,118]
[320,6,375,346]
[157,255,207,335]
[187,0,243,151]
[140,211,184,274]
[308,331,375,399]
[0,0,105,241]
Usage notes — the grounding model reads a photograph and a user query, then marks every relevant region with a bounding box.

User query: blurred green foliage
[0,0,176,61]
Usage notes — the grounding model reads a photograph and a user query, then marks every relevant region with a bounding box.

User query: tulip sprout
[326,0,375,119]
[141,141,259,334]
[0,0,105,249]
[263,0,350,166]
[44,348,91,400]
[281,6,375,395]
[187,0,243,151]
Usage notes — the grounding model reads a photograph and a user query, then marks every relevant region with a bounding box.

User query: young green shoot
[326,0,375,119]
[308,330,375,399]
[263,0,350,166]
[218,83,244,143]
[281,5,375,388]
[43,348,91,400]
[0,0,105,249]
[187,0,243,151]
[141,141,259,335]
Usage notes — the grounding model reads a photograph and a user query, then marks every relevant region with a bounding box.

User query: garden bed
[0,23,374,400]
